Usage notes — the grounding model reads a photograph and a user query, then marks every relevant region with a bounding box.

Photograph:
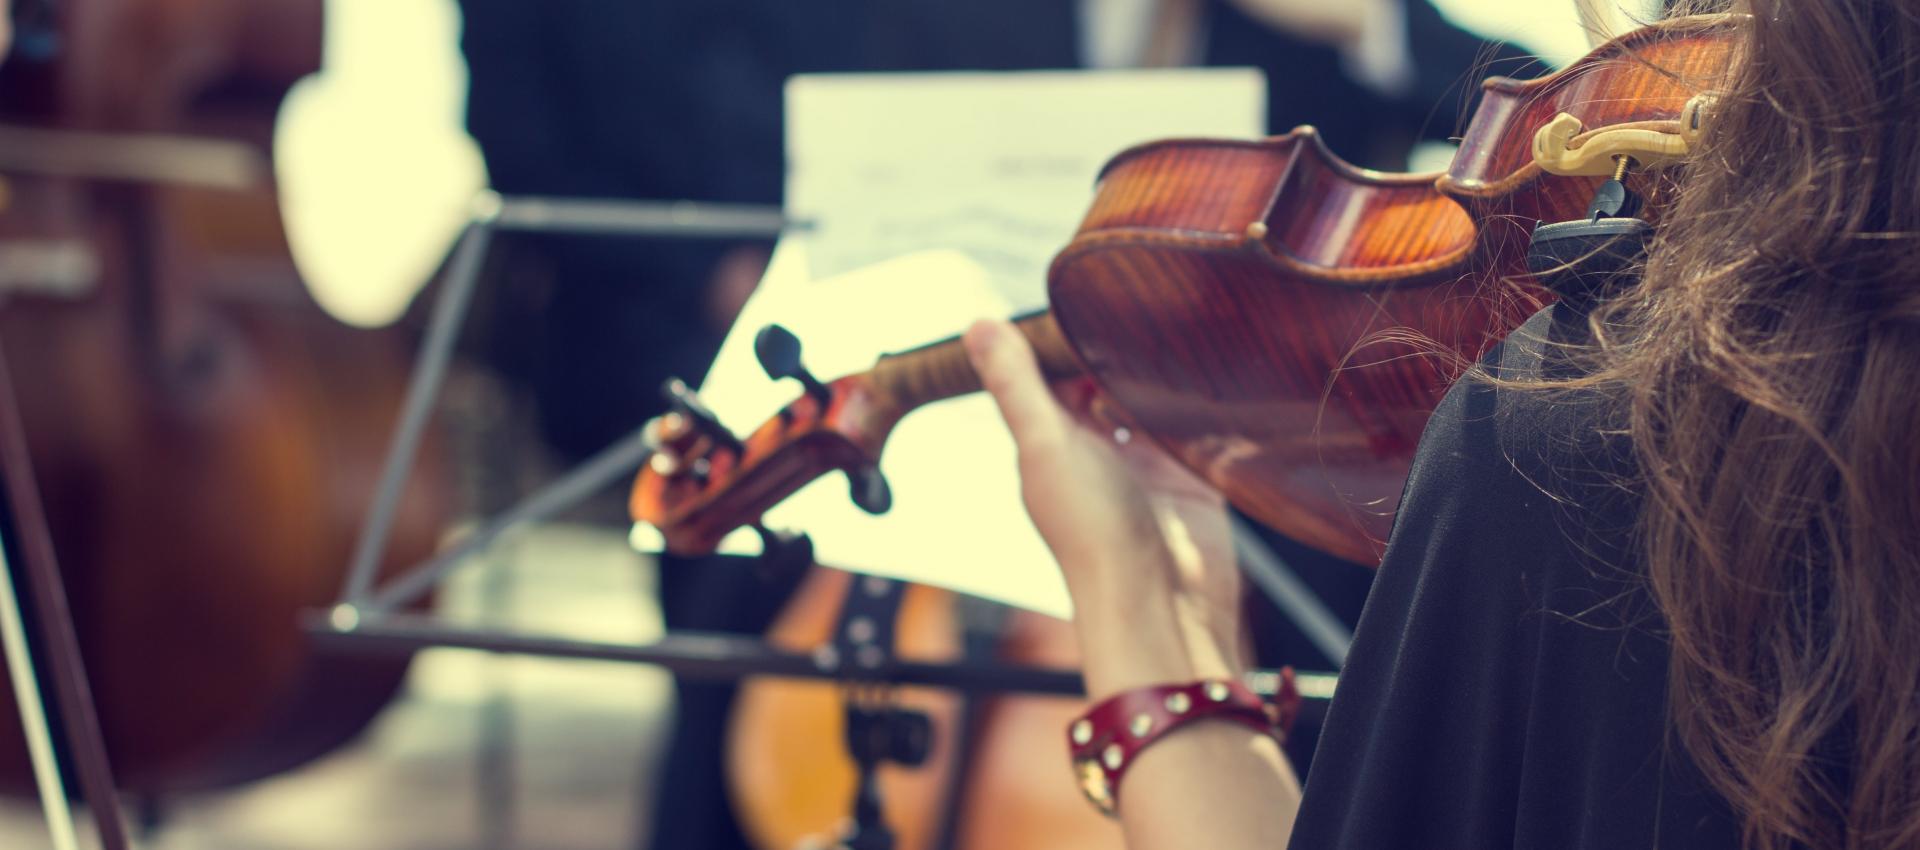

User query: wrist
[1079,632,1198,702]
[1072,579,1236,701]
[1066,676,1298,818]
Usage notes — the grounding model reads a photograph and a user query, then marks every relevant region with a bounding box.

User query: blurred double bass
[0,0,447,795]
[632,15,1737,850]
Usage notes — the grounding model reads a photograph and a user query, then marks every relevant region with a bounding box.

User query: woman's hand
[967,319,1302,850]
[963,318,1245,698]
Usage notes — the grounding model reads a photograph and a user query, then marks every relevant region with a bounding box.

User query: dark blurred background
[0,1,1576,848]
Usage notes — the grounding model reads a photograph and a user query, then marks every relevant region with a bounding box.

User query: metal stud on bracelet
[1129,713,1154,737]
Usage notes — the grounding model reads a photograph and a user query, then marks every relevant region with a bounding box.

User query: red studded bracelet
[1066,668,1301,817]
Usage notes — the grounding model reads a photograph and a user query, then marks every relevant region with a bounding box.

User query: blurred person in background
[452,3,1532,849]
[873,0,1537,168]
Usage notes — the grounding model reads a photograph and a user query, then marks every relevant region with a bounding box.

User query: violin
[0,0,449,795]
[632,15,1737,850]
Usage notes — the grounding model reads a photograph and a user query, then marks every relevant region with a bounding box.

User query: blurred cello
[0,0,448,795]
[633,15,1736,850]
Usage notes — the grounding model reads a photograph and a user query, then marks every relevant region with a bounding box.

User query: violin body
[1050,132,1499,563]
[1050,19,1735,563]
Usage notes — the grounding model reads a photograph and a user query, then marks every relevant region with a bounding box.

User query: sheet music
[785,69,1266,311]
[698,246,1069,613]
[697,70,1267,617]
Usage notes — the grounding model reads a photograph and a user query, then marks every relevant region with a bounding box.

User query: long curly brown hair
[1573,2,1920,847]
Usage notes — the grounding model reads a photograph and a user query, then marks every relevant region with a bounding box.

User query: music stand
[307,193,1337,848]
[311,192,1117,695]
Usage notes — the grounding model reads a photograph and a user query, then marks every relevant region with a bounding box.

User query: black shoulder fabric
[1288,304,1742,849]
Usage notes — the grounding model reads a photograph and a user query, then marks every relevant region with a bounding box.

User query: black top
[1291,304,1743,848]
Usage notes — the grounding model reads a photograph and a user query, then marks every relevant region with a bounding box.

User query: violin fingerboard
[869,313,1082,414]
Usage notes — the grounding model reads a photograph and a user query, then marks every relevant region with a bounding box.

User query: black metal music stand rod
[308,612,1085,694]
[336,194,804,609]
[0,340,133,850]
[305,611,1337,701]
[1230,517,1354,666]
[354,424,658,619]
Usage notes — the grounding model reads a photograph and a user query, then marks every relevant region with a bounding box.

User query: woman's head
[1593,2,1920,847]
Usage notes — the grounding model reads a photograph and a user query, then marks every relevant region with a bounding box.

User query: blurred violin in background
[0,0,448,797]
[631,15,1734,850]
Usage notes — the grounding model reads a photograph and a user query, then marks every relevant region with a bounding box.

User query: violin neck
[867,311,1082,415]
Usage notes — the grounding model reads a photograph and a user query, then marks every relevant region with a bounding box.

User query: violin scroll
[630,315,1079,557]
[749,327,895,514]
[631,350,891,556]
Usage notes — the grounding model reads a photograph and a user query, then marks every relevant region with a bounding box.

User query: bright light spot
[274,0,487,327]
[328,603,361,632]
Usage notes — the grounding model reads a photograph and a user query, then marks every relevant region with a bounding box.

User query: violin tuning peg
[755,325,831,403]
[648,449,682,477]
[659,377,740,449]
[754,325,804,381]
[641,415,669,448]
[847,466,892,516]
[660,378,715,423]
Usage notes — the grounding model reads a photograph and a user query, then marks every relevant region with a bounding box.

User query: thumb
[964,318,1070,456]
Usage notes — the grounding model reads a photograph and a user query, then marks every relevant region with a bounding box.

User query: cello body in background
[0,0,450,794]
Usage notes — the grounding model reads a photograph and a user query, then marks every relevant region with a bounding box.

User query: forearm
[1074,581,1304,850]
[1122,723,1301,850]
[961,319,1304,848]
